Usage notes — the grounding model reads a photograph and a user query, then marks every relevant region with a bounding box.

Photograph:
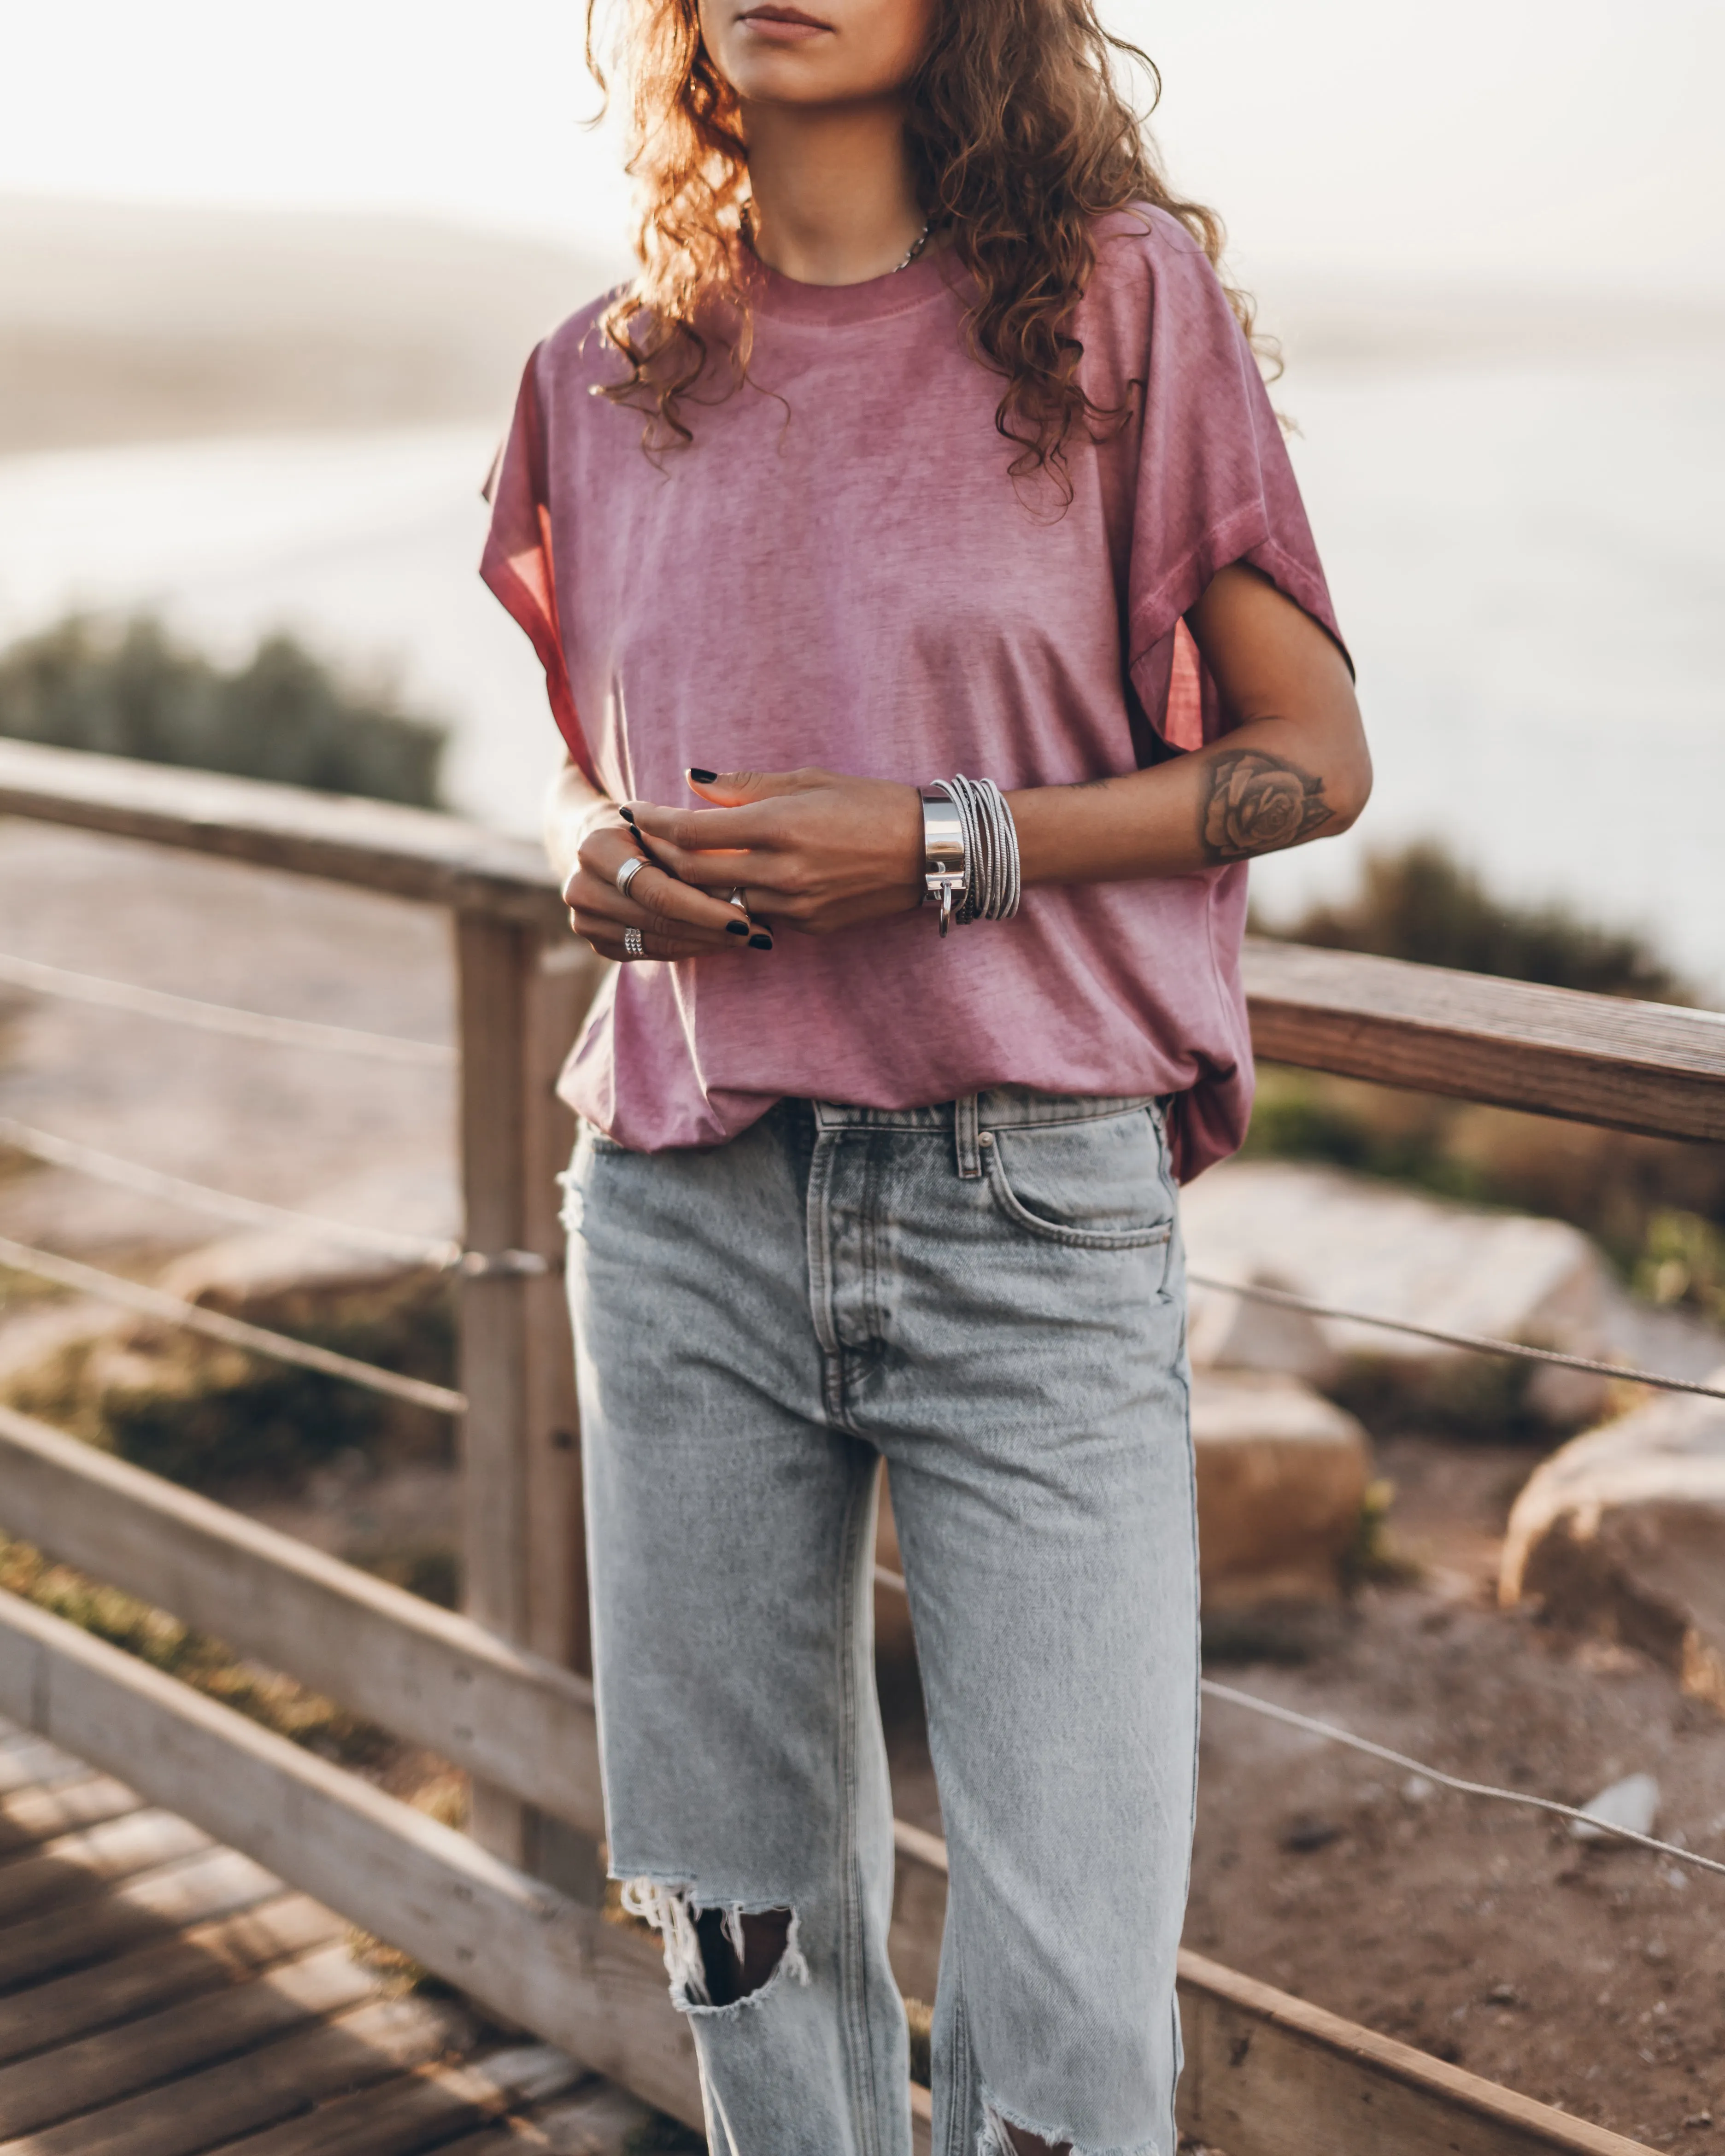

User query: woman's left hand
[624,768,925,934]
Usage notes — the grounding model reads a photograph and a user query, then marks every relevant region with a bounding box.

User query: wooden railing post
[456,914,605,1889]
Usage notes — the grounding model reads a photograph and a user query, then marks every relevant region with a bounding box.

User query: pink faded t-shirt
[482,208,1343,1179]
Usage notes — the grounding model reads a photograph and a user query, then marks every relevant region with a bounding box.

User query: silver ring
[622,925,645,960]
[727,885,749,911]
[615,855,647,900]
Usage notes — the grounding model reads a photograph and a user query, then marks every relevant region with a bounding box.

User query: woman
[482,3,1369,2150]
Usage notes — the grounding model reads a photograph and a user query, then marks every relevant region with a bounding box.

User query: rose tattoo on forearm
[1199,750,1335,862]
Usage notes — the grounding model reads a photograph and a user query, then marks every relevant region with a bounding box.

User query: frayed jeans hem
[979,2092,1171,2156]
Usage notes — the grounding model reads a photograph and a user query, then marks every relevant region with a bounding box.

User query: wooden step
[0,1846,282,1990]
[0,1994,464,2156]
[0,1809,209,1923]
[215,2042,586,2155]
[0,1771,141,1858]
[0,1729,88,1796]
[0,1941,377,2134]
[505,2078,669,2154]
[0,1893,343,2064]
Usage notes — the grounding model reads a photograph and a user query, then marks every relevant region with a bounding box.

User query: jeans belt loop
[954,1094,983,1180]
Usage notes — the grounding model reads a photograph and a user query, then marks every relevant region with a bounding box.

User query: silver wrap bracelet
[919,777,1021,935]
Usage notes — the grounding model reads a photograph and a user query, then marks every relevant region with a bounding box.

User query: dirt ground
[1188,1518,1721,2145]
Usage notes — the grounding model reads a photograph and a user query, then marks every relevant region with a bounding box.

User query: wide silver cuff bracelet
[919,791,967,936]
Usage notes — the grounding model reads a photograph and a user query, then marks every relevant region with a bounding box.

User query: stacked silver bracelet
[919,777,1021,936]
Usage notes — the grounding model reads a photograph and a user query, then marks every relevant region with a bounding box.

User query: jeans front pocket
[983,1105,1176,1253]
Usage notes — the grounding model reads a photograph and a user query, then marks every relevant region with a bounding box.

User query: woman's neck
[742,98,924,286]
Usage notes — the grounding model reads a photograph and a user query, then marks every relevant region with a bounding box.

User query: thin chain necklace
[739,206,931,276]
[893,221,932,272]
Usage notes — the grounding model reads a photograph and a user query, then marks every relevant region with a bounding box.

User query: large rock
[1186,1265,1341,1389]
[1191,1369,1371,1606]
[1500,1368,1725,1713]
[1181,1160,1613,1426]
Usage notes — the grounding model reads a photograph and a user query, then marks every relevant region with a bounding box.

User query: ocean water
[0,349,1719,1000]
[1262,349,1725,1002]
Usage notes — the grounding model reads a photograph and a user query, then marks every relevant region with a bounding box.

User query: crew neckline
[744,241,959,327]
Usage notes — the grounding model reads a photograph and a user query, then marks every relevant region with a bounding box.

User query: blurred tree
[1278,841,1687,1004]
[0,614,446,808]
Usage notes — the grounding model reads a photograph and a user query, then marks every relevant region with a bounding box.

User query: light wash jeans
[562,1090,1199,2156]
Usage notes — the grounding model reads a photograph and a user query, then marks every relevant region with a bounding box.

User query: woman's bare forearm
[543,757,615,890]
[1013,561,1370,884]
[1009,710,1370,886]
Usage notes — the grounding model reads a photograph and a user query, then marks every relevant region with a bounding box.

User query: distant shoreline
[3,193,1722,457]
[0,194,616,457]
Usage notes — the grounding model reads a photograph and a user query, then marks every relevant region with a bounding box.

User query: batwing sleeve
[1123,224,1349,755]
[480,344,593,780]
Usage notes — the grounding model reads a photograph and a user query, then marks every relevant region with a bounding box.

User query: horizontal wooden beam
[1177,1948,1650,2156]
[6,741,1718,1140]
[0,1587,704,2131]
[1244,937,1725,1144]
[0,739,565,930]
[0,1406,605,1839]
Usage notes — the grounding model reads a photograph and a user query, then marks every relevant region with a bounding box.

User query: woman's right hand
[563,819,770,962]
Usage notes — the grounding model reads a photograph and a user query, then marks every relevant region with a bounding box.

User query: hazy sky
[7,0,1723,292]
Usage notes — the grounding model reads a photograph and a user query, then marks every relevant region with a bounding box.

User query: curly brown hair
[587,0,1256,487]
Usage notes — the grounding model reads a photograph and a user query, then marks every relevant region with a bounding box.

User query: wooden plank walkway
[0,1719,691,2156]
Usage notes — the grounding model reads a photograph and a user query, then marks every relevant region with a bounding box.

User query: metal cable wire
[0,1116,460,1271]
[0,951,454,1066]
[6,1104,1713,1400]
[1185,1271,1725,1405]
[0,1234,467,1417]
[1198,1678,1725,1881]
[872,1564,1724,1880]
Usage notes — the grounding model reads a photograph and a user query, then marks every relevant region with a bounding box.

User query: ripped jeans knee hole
[622,1881,809,2014]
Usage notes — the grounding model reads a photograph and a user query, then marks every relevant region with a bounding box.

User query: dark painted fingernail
[726,919,750,937]
[687,767,717,785]
[749,932,774,950]
[618,805,637,826]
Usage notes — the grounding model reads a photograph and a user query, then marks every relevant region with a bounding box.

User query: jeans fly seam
[860,1133,889,1355]
[804,1126,851,1429]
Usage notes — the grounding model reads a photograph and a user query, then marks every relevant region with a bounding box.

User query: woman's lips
[737,5,832,40]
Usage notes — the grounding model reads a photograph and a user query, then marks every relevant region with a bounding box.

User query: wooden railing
[4,734,1720,2156]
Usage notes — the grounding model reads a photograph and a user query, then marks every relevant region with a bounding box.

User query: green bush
[1275,841,1689,1004]
[0,613,447,807]
[1635,1209,1725,1323]
[100,1275,457,1493]
[4,1270,457,1496]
